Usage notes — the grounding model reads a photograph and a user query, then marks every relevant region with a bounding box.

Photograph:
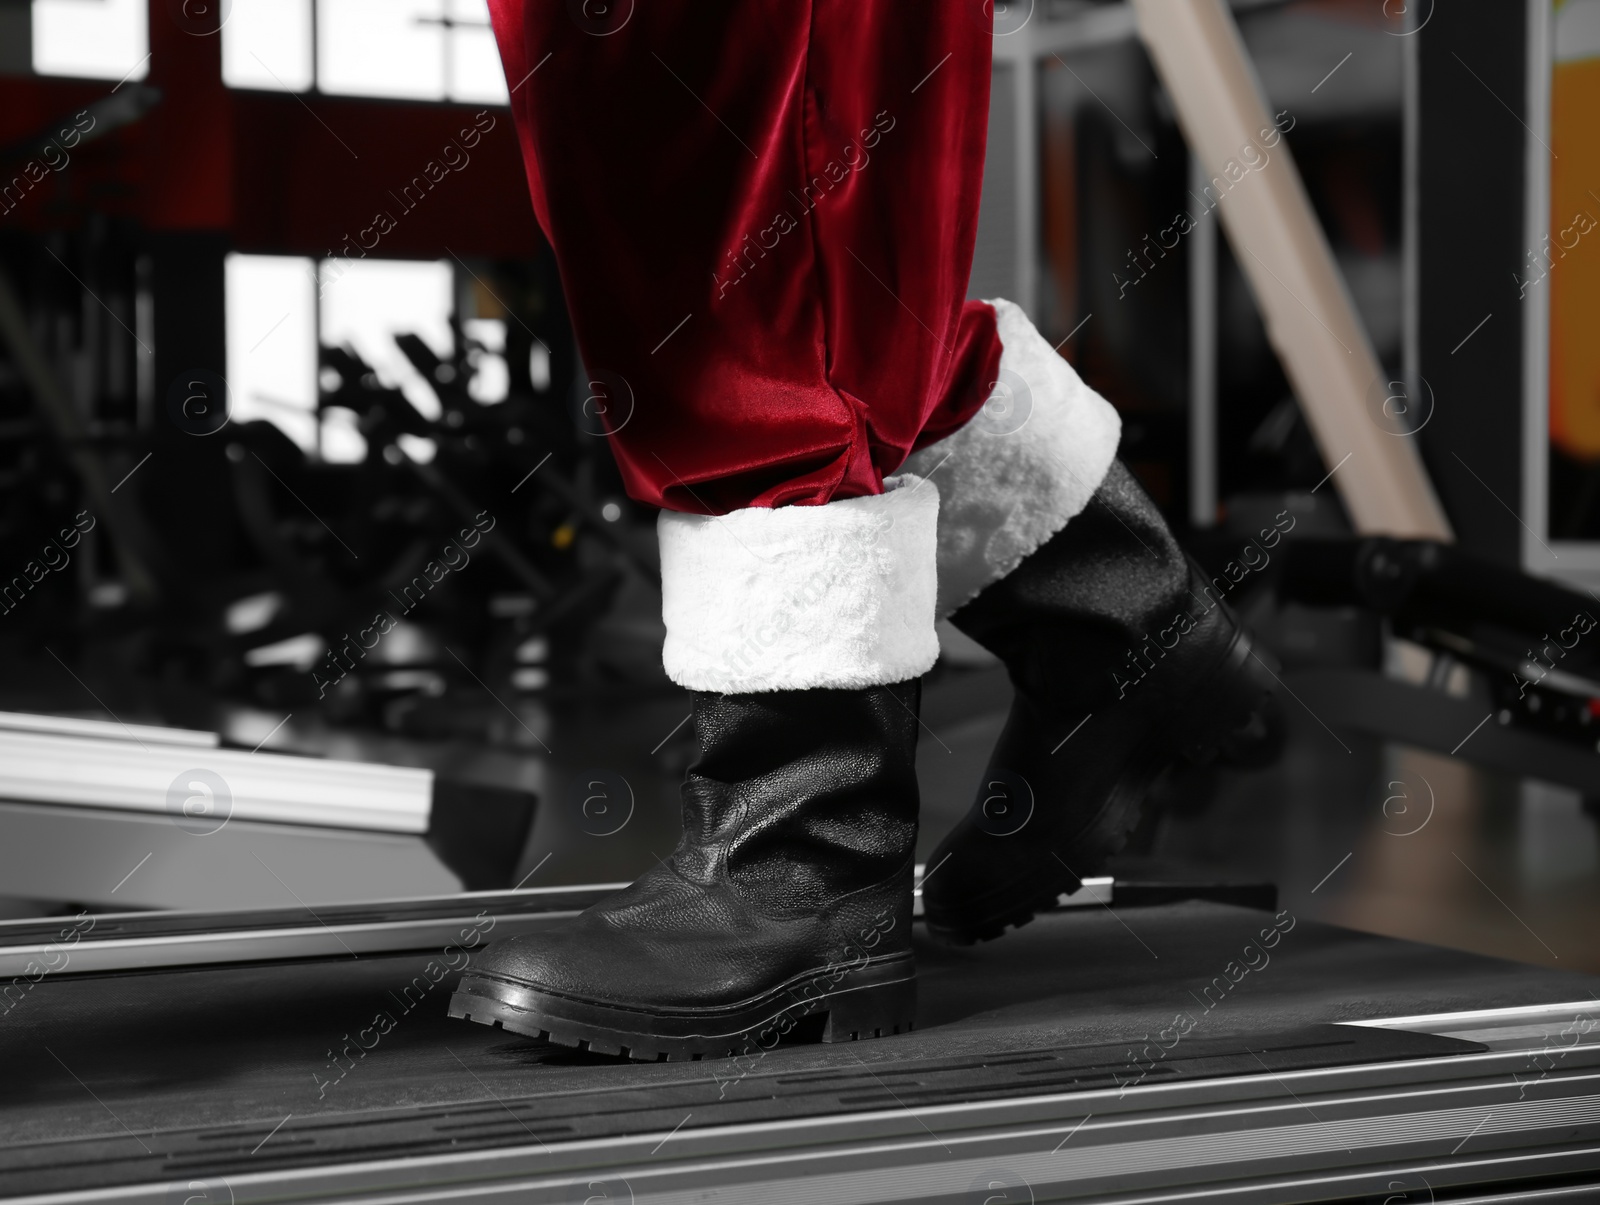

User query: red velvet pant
[487,0,1002,513]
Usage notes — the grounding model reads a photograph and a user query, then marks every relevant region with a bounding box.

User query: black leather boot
[451,681,921,1061]
[921,461,1272,943]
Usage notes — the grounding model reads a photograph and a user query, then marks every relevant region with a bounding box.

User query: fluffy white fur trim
[903,298,1122,617]
[658,476,940,693]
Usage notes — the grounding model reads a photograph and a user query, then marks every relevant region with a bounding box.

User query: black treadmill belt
[2,1029,1483,1194]
[796,1027,1482,1107]
[3,901,1594,1199]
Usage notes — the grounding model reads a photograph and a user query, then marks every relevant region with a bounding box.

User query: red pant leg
[488,0,1001,514]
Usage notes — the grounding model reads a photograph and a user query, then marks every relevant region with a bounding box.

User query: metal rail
[6,1030,1598,1204]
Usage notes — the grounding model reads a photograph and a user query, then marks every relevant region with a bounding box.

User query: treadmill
[3,880,1599,1204]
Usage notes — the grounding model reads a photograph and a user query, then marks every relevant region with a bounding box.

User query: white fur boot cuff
[658,476,941,693]
[903,297,1122,617]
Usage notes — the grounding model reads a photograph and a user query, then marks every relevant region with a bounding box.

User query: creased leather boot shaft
[453,682,923,1060]
[952,461,1191,714]
[923,461,1268,943]
[677,687,921,919]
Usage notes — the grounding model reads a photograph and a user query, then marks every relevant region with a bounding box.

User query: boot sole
[449,953,916,1063]
[925,629,1269,945]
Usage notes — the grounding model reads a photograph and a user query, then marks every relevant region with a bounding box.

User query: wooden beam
[1132,0,1453,539]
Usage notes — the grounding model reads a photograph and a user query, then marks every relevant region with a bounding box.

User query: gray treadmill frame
[5,1023,1598,1204]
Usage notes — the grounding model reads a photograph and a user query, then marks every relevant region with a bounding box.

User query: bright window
[464,317,509,404]
[227,255,477,462]
[319,0,447,101]
[222,0,507,103]
[318,256,454,460]
[443,0,507,105]
[225,253,320,453]
[32,0,148,82]
[222,0,315,92]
